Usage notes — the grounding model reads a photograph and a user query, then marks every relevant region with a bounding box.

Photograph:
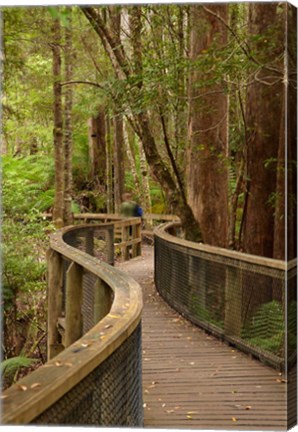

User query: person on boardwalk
[120,193,143,218]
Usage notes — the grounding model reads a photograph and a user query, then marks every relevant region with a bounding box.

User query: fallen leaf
[187,411,198,414]
[232,417,237,422]
[189,362,195,365]
[109,314,121,319]
[162,403,166,407]
[186,415,193,420]
[30,383,42,389]
[143,403,147,408]
[232,390,237,394]
[0,395,8,400]
[55,361,63,367]
[64,362,73,367]
[166,410,175,414]
[18,385,27,391]
[245,406,252,410]
[104,324,112,329]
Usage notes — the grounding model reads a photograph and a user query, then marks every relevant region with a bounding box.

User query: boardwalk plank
[118,246,290,430]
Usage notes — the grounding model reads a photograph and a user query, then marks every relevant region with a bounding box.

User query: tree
[187,4,229,247]
[51,16,64,226]
[242,3,285,258]
[81,5,202,241]
[63,8,74,225]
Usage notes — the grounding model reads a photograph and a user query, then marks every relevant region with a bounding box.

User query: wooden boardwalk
[118,246,288,430]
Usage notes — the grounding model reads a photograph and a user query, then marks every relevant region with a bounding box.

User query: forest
[2,3,297,387]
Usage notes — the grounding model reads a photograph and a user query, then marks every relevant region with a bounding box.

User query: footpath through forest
[118,245,287,430]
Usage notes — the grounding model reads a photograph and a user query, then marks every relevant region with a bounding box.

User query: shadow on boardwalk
[118,245,287,430]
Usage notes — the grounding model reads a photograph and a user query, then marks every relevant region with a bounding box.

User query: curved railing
[2,223,143,426]
[154,222,297,371]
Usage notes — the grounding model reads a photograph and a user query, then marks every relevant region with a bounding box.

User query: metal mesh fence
[33,324,143,426]
[155,229,296,370]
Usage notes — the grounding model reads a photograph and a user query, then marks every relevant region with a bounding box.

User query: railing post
[224,266,242,337]
[47,249,64,360]
[106,225,114,266]
[94,279,112,323]
[121,225,130,261]
[65,262,83,347]
[85,229,94,256]
[132,220,142,258]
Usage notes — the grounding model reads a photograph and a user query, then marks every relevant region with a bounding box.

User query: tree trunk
[63,9,73,226]
[187,4,229,248]
[105,113,114,213]
[87,107,106,186]
[242,3,284,258]
[138,136,152,215]
[113,111,125,212]
[52,17,64,227]
[286,3,297,261]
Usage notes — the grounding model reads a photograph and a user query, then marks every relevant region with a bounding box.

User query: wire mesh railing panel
[82,271,97,334]
[155,232,293,369]
[33,325,143,426]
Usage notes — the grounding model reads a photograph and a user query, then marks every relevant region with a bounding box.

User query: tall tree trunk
[273,93,285,260]
[187,4,229,248]
[138,137,152,215]
[113,111,125,212]
[105,113,114,213]
[63,9,73,226]
[286,3,297,262]
[87,107,106,186]
[123,122,141,194]
[242,3,284,258]
[52,16,64,227]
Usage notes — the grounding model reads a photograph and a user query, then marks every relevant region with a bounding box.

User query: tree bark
[87,107,106,186]
[63,9,73,226]
[52,17,64,227]
[105,113,114,213]
[113,111,125,212]
[187,4,229,247]
[286,3,297,261]
[242,3,284,258]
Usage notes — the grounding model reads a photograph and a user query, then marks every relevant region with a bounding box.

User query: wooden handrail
[1,223,143,424]
[155,222,296,273]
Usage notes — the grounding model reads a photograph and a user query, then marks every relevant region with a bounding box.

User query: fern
[1,356,37,379]
[242,300,285,355]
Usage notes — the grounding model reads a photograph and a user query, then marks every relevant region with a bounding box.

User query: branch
[60,80,104,89]
[159,107,187,206]
[203,5,282,76]
[202,6,256,64]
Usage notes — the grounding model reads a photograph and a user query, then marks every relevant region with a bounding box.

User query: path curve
[118,246,287,430]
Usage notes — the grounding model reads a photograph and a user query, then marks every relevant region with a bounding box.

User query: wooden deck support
[65,262,83,347]
[47,249,64,360]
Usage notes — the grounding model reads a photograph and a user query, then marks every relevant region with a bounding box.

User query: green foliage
[2,153,55,367]
[191,295,224,329]
[0,356,37,380]
[2,155,55,216]
[241,300,290,356]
